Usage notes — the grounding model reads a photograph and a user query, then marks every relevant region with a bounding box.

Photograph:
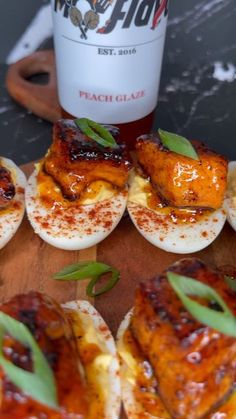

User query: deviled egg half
[26,119,131,250]
[127,130,227,254]
[0,157,26,249]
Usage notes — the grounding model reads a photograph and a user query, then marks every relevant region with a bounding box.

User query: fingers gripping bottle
[51,0,169,143]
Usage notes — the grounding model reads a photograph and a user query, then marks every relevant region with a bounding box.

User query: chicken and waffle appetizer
[0,157,26,249]
[26,118,131,250]
[128,129,228,253]
[117,258,236,418]
[0,291,121,418]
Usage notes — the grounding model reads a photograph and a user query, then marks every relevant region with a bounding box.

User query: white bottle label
[51,0,168,123]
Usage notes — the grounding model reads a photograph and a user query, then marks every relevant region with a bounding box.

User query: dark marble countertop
[1,0,236,165]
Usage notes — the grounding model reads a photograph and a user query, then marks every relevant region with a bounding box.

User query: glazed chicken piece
[44,119,131,200]
[130,258,236,419]
[0,292,88,418]
[0,163,15,209]
[135,134,228,209]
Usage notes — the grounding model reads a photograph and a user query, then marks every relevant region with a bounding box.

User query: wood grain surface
[0,162,236,419]
[0,162,235,337]
[6,51,60,123]
[5,52,236,334]
[4,51,236,419]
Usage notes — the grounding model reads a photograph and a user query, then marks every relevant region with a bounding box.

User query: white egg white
[127,202,226,254]
[116,308,145,419]
[25,169,128,250]
[224,161,236,232]
[127,172,226,254]
[0,157,26,249]
[63,300,121,419]
[117,308,166,418]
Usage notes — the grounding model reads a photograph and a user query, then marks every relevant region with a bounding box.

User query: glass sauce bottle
[51,0,169,146]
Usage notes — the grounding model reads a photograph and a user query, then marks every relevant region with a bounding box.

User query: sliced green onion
[53,261,120,297]
[0,312,58,409]
[53,261,107,281]
[224,275,236,291]
[158,129,199,160]
[167,271,236,337]
[86,267,119,297]
[75,118,117,148]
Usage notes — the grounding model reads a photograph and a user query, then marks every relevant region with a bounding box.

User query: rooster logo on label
[56,0,169,39]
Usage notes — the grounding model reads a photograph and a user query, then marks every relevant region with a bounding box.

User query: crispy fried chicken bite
[0,292,88,418]
[0,163,15,209]
[43,120,131,201]
[130,258,236,418]
[135,134,228,209]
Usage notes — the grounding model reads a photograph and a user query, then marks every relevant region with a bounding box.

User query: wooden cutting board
[0,162,235,337]
[0,164,236,419]
[6,51,61,123]
[4,53,236,331]
[4,51,236,419]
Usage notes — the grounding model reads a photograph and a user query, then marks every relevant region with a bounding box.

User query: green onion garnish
[75,118,117,148]
[167,271,236,337]
[158,129,199,160]
[224,275,236,291]
[0,312,58,409]
[53,261,120,297]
